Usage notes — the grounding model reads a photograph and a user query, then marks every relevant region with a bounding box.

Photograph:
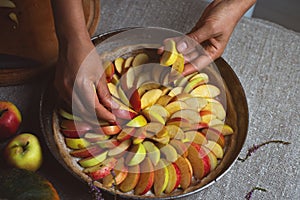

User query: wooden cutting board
[0,0,100,85]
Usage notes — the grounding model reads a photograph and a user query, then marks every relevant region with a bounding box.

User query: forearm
[224,0,257,20]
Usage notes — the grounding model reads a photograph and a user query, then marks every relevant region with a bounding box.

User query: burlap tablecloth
[96,0,300,199]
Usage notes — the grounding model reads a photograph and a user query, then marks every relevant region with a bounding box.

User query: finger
[96,77,119,110]
[184,49,200,63]
[183,54,212,76]
[157,46,164,55]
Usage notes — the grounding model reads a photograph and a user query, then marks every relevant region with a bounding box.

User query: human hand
[54,40,118,123]
[176,0,255,75]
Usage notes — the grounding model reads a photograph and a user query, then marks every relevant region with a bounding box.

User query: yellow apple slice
[126,143,146,166]
[211,124,234,136]
[160,39,178,66]
[114,57,125,74]
[143,141,160,166]
[58,108,82,121]
[168,86,184,97]
[124,56,134,70]
[170,93,193,102]
[174,156,193,190]
[189,73,209,82]
[165,162,181,194]
[170,109,201,124]
[103,158,128,187]
[137,81,161,96]
[158,143,178,162]
[143,109,165,125]
[183,97,207,112]
[169,139,188,158]
[108,139,131,157]
[183,77,207,93]
[151,135,170,144]
[165,124,185,139]
[117,84,130,106]
[201,101,226,120]
[203,140,224,159]
[132,53,149,67]
[134,157,154,195]
[190,84,220,98]
[126,115,147,127]
[183,131,207,145]
[143,104,170,122]
[65,138,90,149]
[119,165,140,192]
[141,89,163,110]
[107,82,120,99]
[156,95,173,107]
[78,151,108,168]
[153,159,169,195]
[165,101,188,116]
[208,118,224,127]
[111,74,120,85]
[171,53,184,73]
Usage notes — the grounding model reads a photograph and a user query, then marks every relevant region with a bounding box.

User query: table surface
[0,0,299,200]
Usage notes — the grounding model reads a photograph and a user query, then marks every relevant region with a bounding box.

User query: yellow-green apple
[125,143,146,166]
[116,127,136,141]
[3,133,42,171]
[114,57,125,75]
[107,82,120,99]
[170,109,201,124]
[157,143,178,162]
[111,97,138,119]
[211,124,234,136]
[168,86,183,97]
[0,101,22,140]
[153,159,169,195]
[108,139,131,157]
[143,141,160,166]
[183,131,207,145]
[58,108,82,121]
[103,158,128,187]
[190,84,220,98]
[132,53,149,67]
[174,156,193,190]
[70,145,104,158]
[169,139,188,158]
[165,101,188,116]
[165,124,185,139]
[129,89,141,112]
[183,97,207,112]
[134,157,154,195]
[202,128,226,148]
[203,140,224,159]
[119,165,140,192]
[126,115,147,127]
[65,138,90,149]
[140,89,162,110]
[165,163,181,194]
[83,132,110,143]
[104,61,115,83]
[137,81,160,96]
[156,95,173,107]
[78,151,108,168]
[84,157,117,180]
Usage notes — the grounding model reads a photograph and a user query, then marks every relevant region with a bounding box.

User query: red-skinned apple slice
[183,130,207,145]
[132,127,147,144]
[201,101,226,120]
[60,120,92,132]
[154,159,169,195]
[203,140,224,159]
[96,125,121,136]
[119,165,140,192]
[187,143,205,179]
[202,128,226,148]
[65,138,90,149]
[96,138,120,149]
[174,156,193,190]
[125,143,146,166]
[117,127,136,141]
[166,117,191,129]
[84,157,117,180]
[134,157,154,195]
[70,145,104,158]
[103,158,128,187]
[202,146,218,171]
[169,139,188,158]
[165,162,181,194]
[158,143,178,162]
[83,132,110,143]
[141,89,162,110]
[60,129,87,138]
[129,89,141,112]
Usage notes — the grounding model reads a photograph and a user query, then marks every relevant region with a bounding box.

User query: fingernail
[177,42,187,52]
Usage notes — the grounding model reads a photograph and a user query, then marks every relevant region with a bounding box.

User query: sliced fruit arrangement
[56,44,235,197]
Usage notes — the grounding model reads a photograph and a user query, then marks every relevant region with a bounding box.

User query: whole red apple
[0,101,22,140]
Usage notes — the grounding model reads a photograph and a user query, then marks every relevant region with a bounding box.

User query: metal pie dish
[40,28,248,199]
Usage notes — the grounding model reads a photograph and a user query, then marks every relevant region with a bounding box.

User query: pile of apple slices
[58,48,234,196]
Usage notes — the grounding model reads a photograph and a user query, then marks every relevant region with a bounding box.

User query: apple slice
[84,132,110,143]
[84,157,117,179]
[137,81,161,96]
[119,165,140,192]
[151,135,170,144]
[183,77,207,93]
[111,74,120,85]
[112,97,137,120]
[126,115,147,127]
[158,143,178,162]
[165,162,181,194]
[65,138,90,149]
[165,124,185,139]
[166,117,191,129]
[108,139,131,157]
[103,158,128,187]
[182,122,209,131]
[97,125,121,136]
[208,118,225,127]
[78,151,108,168]
[117,127,136,141]
[170,109,201,124]
[143,108,165,125]
[174,156,193,190]
[170,93,193,102]
[168,86,184,97]
[58,108,82,121]
[165,101,188,116]
[160,85,172,95]
[70,145,104,158]
[96,138,120,149]
[190,84,220,98]
[169,139,188,158]
[60,129,87,138]
[171,53,184,73]
[132,127,147,144]
[114,57,125,74]
[183,97,207,112]
[202,128,226,148]
[183,131,207,145]
[132,53,149,67]
[154,159,169,195]
[203,140,224,159]
[187,144,205,179]
[173,72,197,87]
[117,84,130,106]
[160,39,178,66]
[134,157,154,195]
[107,82,120,99]
[211,124,234,136]
[144,104,169,121]
[201,101,226,120]
[129,89,141,112]
[124,56,134,70]
[143,141,160,166]
[60,119,91,132]
[141,89,163,110]
[104,61,115,82]
[156,95,173,107]
[125,143,146,166]
[202,146,218,171]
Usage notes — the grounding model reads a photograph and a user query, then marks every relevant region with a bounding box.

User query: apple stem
[0,108,8,117]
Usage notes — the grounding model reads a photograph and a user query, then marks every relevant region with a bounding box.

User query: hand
[54,40,118,123]
[176,0,253,75]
